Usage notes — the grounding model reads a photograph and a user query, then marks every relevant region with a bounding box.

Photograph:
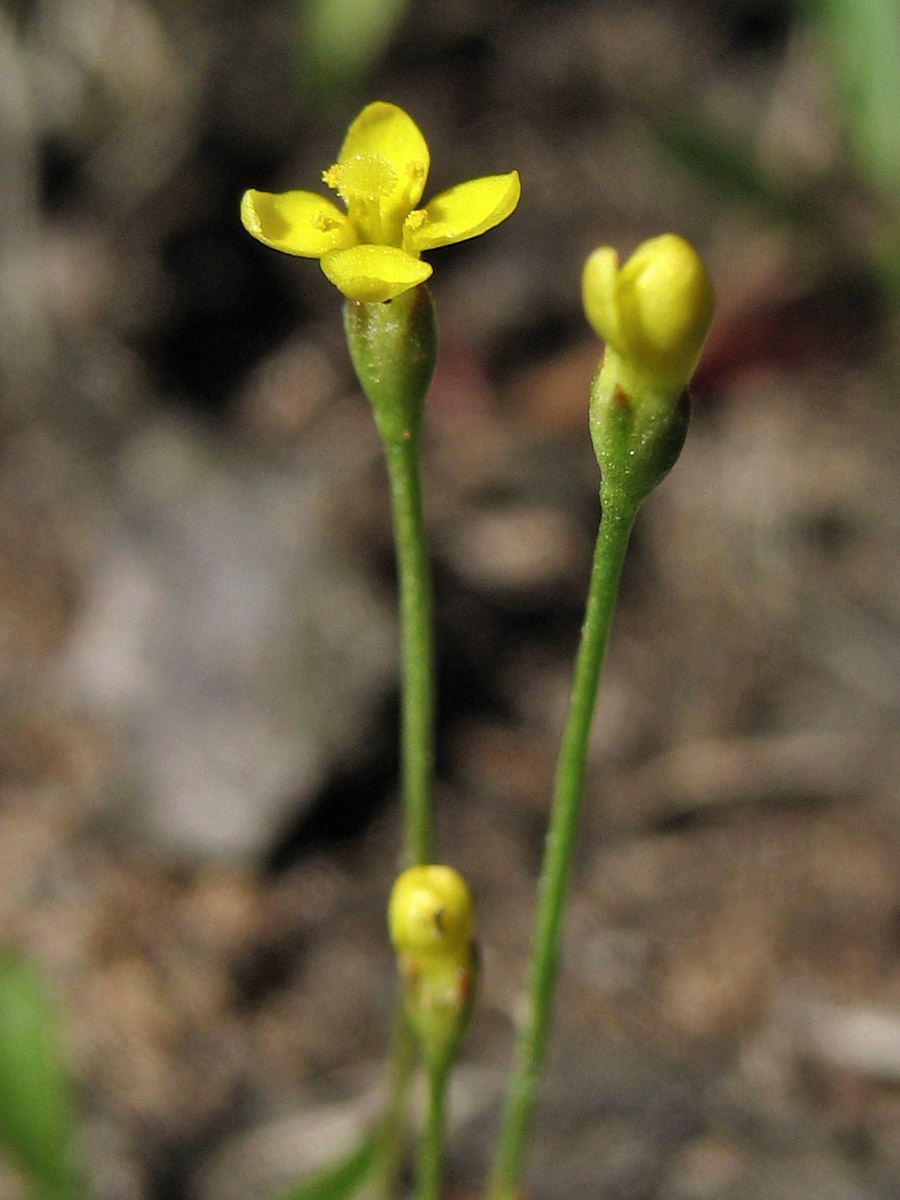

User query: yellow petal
[334,101,430,219]
[618,234,714,371]
[320,245,432,302]
[240,189,356,257]
[410,171,521,252]
[582,246,624,348]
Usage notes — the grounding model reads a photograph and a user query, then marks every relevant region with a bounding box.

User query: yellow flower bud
[582,233,714,397]
[388,865,477,1070]
[388,865,473,969]
[582,234,715,513]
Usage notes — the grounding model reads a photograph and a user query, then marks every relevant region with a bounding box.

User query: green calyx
[589,348,691,515]
[342,283,437,446]
[401,954,477,1074]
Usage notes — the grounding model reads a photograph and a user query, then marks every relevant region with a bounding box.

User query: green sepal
[589,350,691,515]
[342,284,437,446]
[401,945,478,1076]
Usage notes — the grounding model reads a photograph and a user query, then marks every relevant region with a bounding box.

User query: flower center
[324,153,402,244]
[325,152,397,203]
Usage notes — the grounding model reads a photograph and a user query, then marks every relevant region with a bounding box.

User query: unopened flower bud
[582,233,714,398]
[582,234,714,512]
[388,865,477,1070]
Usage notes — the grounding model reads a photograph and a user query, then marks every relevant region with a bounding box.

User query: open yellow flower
[241,101,521,303]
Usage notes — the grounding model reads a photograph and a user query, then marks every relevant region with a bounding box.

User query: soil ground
[3,1,900,1197]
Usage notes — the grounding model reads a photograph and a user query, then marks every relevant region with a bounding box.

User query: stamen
[402,209,427,255]
[324,153,397,204]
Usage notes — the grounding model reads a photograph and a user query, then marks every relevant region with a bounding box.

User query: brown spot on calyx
[612,383,632,410]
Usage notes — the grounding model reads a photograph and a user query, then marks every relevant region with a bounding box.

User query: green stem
[383,429,435,867]
[373,1004,418,1200]
[486,500,637,1200]
[371,433,434,1198]
[343,289,438,1199]
[341,290,439,1198]
[342,287,437,865]
[416,1059,451,1200]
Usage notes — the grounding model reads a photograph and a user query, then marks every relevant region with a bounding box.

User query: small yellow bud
[582,233,714,397]
[388,865,473,969]
[388,865,477,1070]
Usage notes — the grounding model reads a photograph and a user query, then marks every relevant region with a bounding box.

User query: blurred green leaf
[0,954,84,1200]
[296,0,410,102]
[271,1129,377,1200]
[648,111,831,231]
[806,0,900,203]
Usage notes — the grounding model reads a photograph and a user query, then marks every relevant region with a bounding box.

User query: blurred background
[2,0,900,1196]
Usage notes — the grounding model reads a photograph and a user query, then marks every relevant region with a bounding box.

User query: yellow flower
[241,101,521,303]
[582,233,714,397]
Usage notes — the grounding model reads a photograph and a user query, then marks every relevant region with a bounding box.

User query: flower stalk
[486,503,636,1200]
[343,287,439,1193]
[383,425,435,865]
[343,286,438,863]
[488,234,714,1200]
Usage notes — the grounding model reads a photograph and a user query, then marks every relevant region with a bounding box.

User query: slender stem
[370,430,436,1200]
[486,501,637,1200]
[374,431,435,1194]
[382,431,435,867]
[416,1059,451,1200]
[343,290,439,1199]
[374,1003,419,1200]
